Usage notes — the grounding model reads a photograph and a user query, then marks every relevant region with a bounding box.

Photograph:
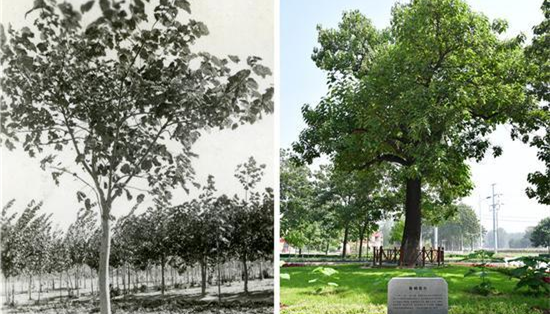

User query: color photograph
[280,0,550,313]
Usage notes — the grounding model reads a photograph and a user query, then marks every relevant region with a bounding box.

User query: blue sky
[280,0,548,233]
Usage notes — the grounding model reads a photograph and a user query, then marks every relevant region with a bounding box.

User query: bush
[509,256,550,295]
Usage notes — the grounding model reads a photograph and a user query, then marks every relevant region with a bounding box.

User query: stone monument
[387,277,448,314]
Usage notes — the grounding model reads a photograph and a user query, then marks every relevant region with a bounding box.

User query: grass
[280,264,550,314]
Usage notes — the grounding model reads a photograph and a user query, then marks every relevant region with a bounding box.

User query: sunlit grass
[280,264,550,314]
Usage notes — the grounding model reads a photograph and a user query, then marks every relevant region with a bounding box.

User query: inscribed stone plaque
[387,277,448,314]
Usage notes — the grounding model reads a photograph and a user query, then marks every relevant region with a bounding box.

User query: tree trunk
[99,206,112,314]
[4,275,9,306]
[28,274,32,300]
[342,223,350,258]
[359,220,368,260]
[325,240,329,256]
[217,256,222,303]
[38,272,42,302]
[259,258,263,280]
[200,258,207,296]
[160,256,166,295]
[59,272,62,300]
[242,255,249,294]
[127,266,131,292]
[122,265,126,294]
[91,270,94,296]
[401,177,422,267]
[11,280,15,306]
[75,269,79,297]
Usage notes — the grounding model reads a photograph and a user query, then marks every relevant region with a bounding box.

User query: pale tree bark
[99,202,112,314]
[200,258,207,296]
[242,254,249,294]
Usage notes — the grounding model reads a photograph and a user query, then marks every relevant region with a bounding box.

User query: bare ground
[2,279,273,314]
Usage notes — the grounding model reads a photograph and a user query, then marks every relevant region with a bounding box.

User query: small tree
[530,217,550,254]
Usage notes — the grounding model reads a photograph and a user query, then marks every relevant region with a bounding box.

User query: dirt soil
[3,279,273,314]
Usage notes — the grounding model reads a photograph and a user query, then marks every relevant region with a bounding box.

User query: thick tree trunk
[342,223,350,258]
[99,207,112,314]
[242,255,249,294]
[401,178,422,267]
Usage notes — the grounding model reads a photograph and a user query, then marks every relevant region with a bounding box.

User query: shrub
[509,256,550,295]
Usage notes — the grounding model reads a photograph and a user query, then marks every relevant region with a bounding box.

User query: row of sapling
[1,157,273,306]
[0,0,273,313]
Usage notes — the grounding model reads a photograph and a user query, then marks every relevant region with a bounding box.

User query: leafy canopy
[293,0,537,207]
[0,0,274,213]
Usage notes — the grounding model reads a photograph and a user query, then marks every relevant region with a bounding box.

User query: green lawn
[280,264,550,314]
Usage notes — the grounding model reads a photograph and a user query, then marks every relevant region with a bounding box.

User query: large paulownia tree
[0,0,273,313]
[293,0,538,266]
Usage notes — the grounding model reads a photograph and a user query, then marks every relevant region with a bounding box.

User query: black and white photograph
[0,0,274,313]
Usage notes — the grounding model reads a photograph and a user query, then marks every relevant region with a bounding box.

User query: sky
[281,0,549,233]
[1,0,275,230]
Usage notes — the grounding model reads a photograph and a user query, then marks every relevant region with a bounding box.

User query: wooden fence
[372,246,445,267]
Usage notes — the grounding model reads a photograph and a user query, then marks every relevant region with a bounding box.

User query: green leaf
[280,273,290,280]
[327,282,339,287]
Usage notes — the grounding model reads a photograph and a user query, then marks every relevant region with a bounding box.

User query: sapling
[462,250,502,296]
[308,267,339,294]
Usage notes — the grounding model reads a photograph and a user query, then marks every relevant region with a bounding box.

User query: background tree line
[1,157,273,306]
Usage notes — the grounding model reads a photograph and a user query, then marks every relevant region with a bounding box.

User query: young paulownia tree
[0,0,273,312]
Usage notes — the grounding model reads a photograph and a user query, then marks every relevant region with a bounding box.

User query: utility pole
[487,184,502,254]
[478,195,483,249]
